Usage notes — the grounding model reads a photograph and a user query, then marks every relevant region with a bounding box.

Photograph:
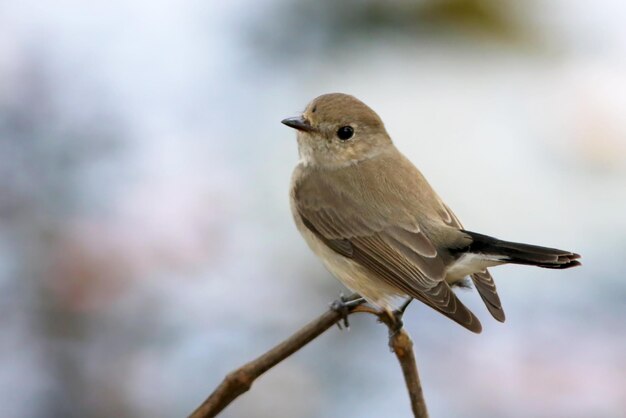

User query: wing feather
[297,202,482,333]
[441,204,505,322]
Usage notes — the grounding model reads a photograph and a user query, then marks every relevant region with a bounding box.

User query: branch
[372,307,429,418]
[188,295,428,418]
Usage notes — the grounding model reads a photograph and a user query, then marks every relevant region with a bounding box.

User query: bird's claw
[330,293,364,330]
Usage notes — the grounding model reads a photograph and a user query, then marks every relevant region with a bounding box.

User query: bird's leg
[392,298,413,320]
[383,308,404,337]
[383,299,413,342]
[330,293,365,330]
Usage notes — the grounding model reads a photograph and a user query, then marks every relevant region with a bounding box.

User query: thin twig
[188,295,428,418]
[377,311,429,418]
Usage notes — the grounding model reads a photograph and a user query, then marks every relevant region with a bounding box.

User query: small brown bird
[283,93,580,333]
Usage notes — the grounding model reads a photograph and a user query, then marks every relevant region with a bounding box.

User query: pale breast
[290,191,405,310]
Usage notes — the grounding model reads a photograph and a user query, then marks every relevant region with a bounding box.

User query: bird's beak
[281,116,316,132]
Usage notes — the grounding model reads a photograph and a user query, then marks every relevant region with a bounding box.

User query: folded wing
[298,196,483,333]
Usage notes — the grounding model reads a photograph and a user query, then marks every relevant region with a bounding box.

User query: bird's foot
[380,304,409,349]
[330,293,365,330]
[385,310,404,337]
[378,298,412,340]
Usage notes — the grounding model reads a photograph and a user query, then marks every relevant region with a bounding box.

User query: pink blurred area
[1,1,625,417]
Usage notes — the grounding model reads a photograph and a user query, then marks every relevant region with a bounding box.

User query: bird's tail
[462,230,581,269]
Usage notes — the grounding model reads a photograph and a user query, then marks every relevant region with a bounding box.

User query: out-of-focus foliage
[250,0,537,59]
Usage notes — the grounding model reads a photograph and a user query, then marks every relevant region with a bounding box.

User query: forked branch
[188,295,428,418]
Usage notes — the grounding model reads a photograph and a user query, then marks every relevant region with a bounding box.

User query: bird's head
[282,93,392,167]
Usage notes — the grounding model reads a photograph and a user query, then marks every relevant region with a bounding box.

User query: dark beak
[281,116,315,132]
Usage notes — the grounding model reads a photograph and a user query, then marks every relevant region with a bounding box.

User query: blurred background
[1,0,625,417]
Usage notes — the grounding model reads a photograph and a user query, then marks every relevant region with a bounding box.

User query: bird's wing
[439,203,505,322]
[296,185,482,333]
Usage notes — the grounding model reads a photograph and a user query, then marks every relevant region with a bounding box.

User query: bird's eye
[336,126,354,141]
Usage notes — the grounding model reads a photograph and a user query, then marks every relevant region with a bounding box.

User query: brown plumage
[283,93,580,333]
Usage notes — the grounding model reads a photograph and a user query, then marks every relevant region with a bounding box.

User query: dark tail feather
[463,230,581,269]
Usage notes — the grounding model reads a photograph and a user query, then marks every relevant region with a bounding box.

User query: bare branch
[188,295,428,418]
[376,311,429,418]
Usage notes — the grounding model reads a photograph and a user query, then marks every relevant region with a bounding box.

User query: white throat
[298,140,394,169]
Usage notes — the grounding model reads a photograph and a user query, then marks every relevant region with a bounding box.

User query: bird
[282,93,580,333]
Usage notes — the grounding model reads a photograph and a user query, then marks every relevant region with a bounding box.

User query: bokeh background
[1,1,625,417]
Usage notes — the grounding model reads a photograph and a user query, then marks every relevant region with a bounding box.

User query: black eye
[336,126,354,141]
